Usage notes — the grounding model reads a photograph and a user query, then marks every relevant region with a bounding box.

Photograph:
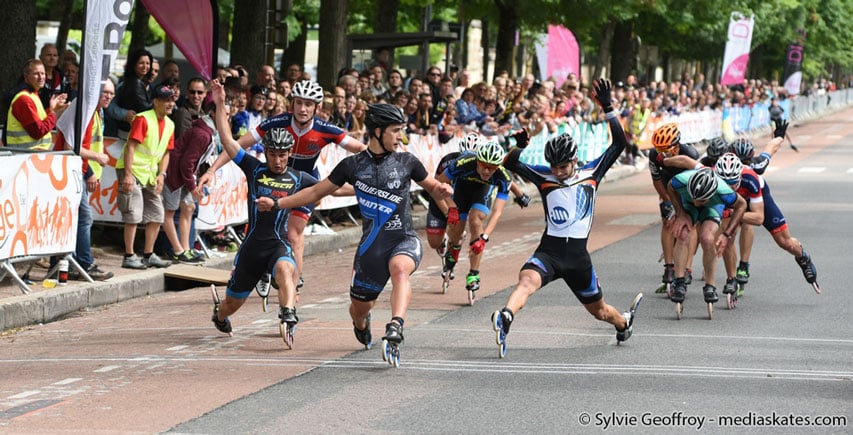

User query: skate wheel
[812,282,821,294]
[726,294,735,310]
[666,283,673,298]
[630,293,644,313]
[707,302,714,320]
[467,290,475,306]
[499,342,507,359]
[280,323,294,349]
[391,347,400,368]
[675,302,683,320]
[381,339,390,362]
[261,296,268,313]
[442,279,449,294]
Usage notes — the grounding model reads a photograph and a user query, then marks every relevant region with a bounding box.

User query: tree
[230,0,267,76]
[317,0,348,90]
[0,1,36,118]
[128,2,150,56]
[493,0,519,81]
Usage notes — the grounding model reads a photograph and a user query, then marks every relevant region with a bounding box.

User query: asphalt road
[1,109,851,434]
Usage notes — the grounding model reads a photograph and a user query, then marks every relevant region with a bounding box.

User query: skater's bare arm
[258,179,341,211]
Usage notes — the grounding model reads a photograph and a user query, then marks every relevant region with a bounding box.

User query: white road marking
[6,391,40,400]
[798,167,826,173]
[93,365,121,373]
[166,345,188,351]
[846,168,853,174]
[52,378,82,385]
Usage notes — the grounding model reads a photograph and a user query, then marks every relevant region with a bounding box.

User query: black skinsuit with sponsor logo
[327,149,428,301]
[225,149,317,299]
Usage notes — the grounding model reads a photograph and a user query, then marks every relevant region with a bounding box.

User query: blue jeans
[74,177,95,269]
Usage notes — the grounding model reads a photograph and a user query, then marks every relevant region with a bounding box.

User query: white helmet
[460,132,482,153]
[476,140,506,165]
[291,80,324,103]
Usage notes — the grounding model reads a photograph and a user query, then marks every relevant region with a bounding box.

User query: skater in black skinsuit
[259,103,452,362]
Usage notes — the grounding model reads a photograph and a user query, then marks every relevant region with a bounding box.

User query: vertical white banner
[720,13,754,86]
[56,0,135,149]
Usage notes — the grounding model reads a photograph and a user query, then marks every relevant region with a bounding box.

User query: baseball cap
[151,85,174,100]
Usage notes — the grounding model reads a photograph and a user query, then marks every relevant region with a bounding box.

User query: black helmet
[731,137,754,163]
[365,103,407,130]
[687,168,718,201]
[544,133,577,165]
[706,137,730,160]
[263,127,294,151]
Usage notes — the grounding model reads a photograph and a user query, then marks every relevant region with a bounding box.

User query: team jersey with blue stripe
[253,113,350,174]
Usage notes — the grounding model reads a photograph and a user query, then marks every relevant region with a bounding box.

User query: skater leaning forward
[208,79,317,336]
[257,103,453,356]
[491,79,643,357]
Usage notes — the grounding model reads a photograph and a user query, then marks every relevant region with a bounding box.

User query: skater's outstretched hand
[773,119,789,139]
[510,128,530,149]
[514,193,531,208]
[592,79,614,112]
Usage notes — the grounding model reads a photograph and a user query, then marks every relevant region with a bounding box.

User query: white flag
[56,0,134,150]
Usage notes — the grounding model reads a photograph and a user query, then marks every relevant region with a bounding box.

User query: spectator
[5,59,69,149]
[161,59,180,82]
[277,80,291,100]
[173,77,208,139]
[381,69,405,102]
[162,112,218,264]
[113,49,155,136]
[455,88,487,127]
[37,43,68,109]
[348,98,367,142]
[61,60,79,101]
[115,84,177,270]
[284,63,302,86]
[412,92,437,135]
[256,64,276,89]
[51,80,115,280]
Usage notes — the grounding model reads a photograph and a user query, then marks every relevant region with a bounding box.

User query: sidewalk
[0,163,643,332]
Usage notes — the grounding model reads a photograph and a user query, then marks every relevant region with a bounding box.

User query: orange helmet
[652,123,681,152]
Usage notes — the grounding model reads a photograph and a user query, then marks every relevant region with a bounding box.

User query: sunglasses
[188,90,205,95]
[477,161,500,171]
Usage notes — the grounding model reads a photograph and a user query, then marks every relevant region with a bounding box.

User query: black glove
[514,193,531,208]
[511,128,529,149]
[773,119,789,139]
[592,78,613,112]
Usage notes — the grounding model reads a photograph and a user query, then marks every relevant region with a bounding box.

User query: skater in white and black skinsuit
[491,79,643,356]
[257,103,452,361]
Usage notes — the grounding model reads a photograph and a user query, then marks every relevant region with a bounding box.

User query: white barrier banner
[0,154,81,260]
[91,137,248,230]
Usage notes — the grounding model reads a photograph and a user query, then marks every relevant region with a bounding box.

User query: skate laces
[466,273,480,285]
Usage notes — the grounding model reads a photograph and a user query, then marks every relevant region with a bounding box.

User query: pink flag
[545,25,580,89]
[720,13,754,86]
[141,0,216,80]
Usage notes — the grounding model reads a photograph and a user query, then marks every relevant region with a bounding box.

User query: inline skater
[201,80,367,301]
[435,140,514,304]
[257,103,452,365]
[491,79,643,358]
[714,153,820,294]
[699,136,730,167]
[728,120,789,287]
[667,168,746,319]
[208,80,317,346]
[648,122,700,293]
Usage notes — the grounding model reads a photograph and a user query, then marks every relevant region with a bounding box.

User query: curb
[0,167,639,332]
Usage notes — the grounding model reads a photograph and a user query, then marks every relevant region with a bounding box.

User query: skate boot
[795,246,820,293]
[491,308,513,358]
[278,306,299,325]
[211,303,232,335]
[278,306,298,348]
[465,271,480,305]
[441,251,457,280]
[684,268,693,285]
[256,273,271,312]
[616,293,643,344]
[657,263,675,294]
[670,278,687,303]
[702,284,719,303]
[353,313,372,349]
[382,320,404,344]
[736,262,750,286]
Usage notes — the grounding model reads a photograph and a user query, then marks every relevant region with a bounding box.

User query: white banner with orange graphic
[91,137,248,230]
[0,154,81,260]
